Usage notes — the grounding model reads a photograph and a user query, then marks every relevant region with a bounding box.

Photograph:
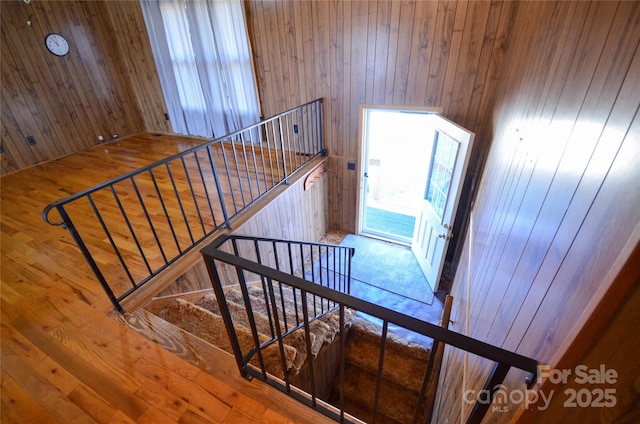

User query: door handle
[438,233,453,240]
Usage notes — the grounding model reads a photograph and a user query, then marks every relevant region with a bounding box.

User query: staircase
[144,283,356,384]
[144,281,444,424]
[333,316,433,424]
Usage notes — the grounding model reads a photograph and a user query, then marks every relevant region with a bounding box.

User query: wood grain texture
[0,0,150,175]
[1,133,336,424]
[432,2,640,423]
[2,2,638,423]
[246,0,514,233]
[102,1,172,135]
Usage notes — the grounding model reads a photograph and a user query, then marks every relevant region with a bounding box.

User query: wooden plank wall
[245,0,516,233]
[103,1,172,135]
[432,2,640,422]
[0,0,168,176]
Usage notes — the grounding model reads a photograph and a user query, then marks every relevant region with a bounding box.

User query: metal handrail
[201,234,540,424]
[42,98,323,226]
[42,99,324,312]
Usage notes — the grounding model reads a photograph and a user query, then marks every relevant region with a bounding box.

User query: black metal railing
[42,99,324,313]
[201,234,540,424]
[204,235,355,374]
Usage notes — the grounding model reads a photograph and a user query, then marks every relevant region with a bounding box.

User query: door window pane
[426,131,459,220]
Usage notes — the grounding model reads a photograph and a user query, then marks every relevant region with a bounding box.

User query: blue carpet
[364,207,416,240]
[338,234,434,305]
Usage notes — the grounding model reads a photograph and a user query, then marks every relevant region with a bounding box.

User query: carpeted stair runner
[194,293,312,372]
[346,317,431,389]
[157,297,296,379]
[230,284,352,355]
[151,283,436,423]
[332,315,432,424]
[246,283,355,343]
[153,284,355,382]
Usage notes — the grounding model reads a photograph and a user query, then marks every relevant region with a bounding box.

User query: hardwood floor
[0,133,337,423]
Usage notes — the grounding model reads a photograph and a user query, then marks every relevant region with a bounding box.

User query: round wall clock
[45,33,69,57]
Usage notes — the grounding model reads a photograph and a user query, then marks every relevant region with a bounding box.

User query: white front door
[412,115,474,292]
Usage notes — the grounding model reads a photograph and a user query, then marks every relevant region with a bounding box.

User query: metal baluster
[318,245,324,312]
[181,154,207,237]
[148,169,182,253]
[309,245,317,316]
[272,241,289,331]
[288,243,300,325]
[216,141,239,214]
[333,246,342,291]
[206,145,231,228]
[413,338,441,424]
[193,149,218,229]
[87,194,135,287]
[110,184,152,275]
[230,238,269,377]
[165,162,195,244]
[372,321,389,424]
[202,255,247,377]
[266,277,292,389]
[264,121,276,187]
[301,290,316,406]
[252,125,270,193]
[278,117,288,183]
[254,239,276,338]
[228,138,247,208]
[317,99,324,154]
[285,113,296,172]
[238,132,255,202]
[306,102,312,156]
[130,175,168,264]
[56,204,124,313]
[245,130,262,197]
[271,120,282,183]
[293,108,303,168]
[338,304,346,421]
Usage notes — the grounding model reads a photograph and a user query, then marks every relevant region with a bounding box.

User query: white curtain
[141,0,261,138]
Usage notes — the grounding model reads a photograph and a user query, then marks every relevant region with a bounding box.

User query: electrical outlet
[98,135,104,142]
[26,135,36,145]
[293,124,299,133]
[347,161,356,170]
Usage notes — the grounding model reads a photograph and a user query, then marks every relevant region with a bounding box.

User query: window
[142,0,260,138]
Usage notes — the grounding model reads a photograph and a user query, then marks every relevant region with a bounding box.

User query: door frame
[355,104,443,239]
